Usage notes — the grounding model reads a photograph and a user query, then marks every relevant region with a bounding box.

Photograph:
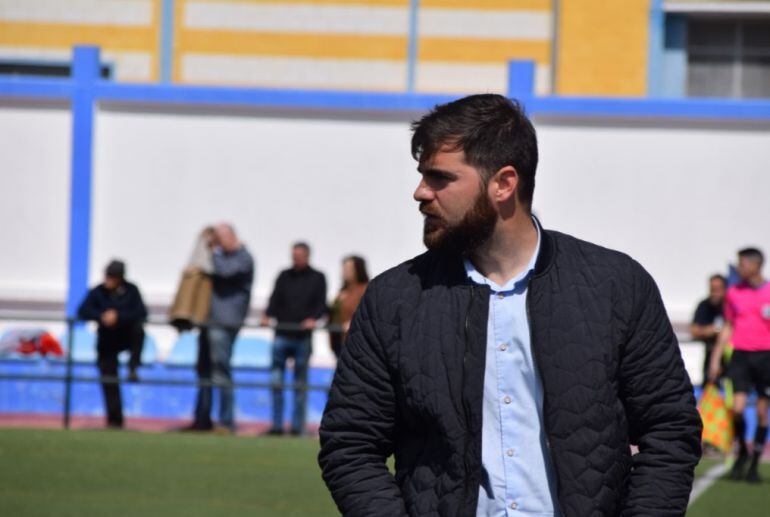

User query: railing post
[63,318,75,429]
[65,46,100,319]
[507,59,536,101]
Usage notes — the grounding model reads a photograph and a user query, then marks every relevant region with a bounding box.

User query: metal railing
[0,311,342,429]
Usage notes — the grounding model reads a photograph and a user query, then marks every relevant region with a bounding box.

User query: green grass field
[0,429,339,517]
[1,428,769,516]
[688,458,770,517]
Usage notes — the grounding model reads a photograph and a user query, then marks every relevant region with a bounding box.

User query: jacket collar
[532,214,555,278]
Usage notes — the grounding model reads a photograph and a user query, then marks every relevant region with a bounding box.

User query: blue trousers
[194,326,238,430]
[271,335,311,433]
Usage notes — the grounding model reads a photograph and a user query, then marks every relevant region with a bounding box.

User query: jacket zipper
[463,283,475,433]
[463,283,479,513]
[526,289,566,517]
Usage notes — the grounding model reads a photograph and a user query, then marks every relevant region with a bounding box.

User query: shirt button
[496,293,505,300]
[510,501,518,510]
[499,343,508,351]
[503,396,512,404]
[506,448,514,457]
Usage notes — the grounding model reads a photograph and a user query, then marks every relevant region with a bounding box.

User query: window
[0,61,111,79]
[687,18,770,98]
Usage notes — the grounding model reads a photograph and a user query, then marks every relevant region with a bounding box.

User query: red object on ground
[16,333,64,357]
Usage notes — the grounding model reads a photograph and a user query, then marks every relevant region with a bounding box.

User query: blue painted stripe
[94,83,770,120]
[95,81,459,111]
[528,96,770,120]
[406,0,420,93]
[0,77,72,99]
[66,46,100,318]
[160,0,175,84]
[3,76,770,120]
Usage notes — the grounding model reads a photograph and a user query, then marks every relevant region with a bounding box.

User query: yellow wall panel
[0,22,156,53]
[151,0,161,81]
[420,37,550,64]
[178,30,407,60]
[173,0,185,83]
[556,0,649,96]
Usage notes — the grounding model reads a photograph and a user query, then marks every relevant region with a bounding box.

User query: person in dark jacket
[184,223,254,434]
[318,94,702,516]
[77,259,147,428]
[690,274,727,389]
[261,242,327,435]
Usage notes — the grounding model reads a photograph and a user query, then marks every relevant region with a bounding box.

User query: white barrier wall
[0,103,71,301]
[91,106,424,309]
[535,117,770,320]
[3,101,770,325]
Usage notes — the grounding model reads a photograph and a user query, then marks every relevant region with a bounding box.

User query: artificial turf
[3,428,769,517]
[0,428,339,517]
[688,458,770,517]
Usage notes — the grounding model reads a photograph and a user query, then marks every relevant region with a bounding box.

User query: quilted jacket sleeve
[318,282,408,517]
[618,264,702,516]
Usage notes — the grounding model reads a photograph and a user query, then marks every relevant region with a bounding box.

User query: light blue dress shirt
[466,222,561,517]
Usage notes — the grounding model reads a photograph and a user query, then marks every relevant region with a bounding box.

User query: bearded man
[318,94,701,517]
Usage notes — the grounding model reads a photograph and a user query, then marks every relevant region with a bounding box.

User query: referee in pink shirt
[709,247,770,483]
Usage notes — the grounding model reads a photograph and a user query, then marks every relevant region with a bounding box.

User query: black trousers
[96,325,144,427]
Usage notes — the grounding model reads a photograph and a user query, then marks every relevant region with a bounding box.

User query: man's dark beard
[422,192,497,256]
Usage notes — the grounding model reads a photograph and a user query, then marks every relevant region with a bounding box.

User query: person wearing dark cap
[77,259,147,428]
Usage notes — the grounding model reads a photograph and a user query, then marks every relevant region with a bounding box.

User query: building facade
[1,0,767,97]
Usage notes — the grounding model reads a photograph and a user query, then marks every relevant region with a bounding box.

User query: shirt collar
[464,218,541,293]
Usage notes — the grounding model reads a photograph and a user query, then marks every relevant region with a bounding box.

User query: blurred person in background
[169,226,215,331]
[691,274,727,389]
[709,247,770,483]
[261,242,326,436]
[77,259,147,429]
[319,94,701,516]
[328,255,369,359]
[183,223,254,434]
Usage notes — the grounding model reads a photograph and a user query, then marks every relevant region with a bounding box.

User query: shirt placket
[493,288,522,514]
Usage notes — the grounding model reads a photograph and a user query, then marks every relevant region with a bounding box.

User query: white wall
[3,101,770,327]
[534,117,770,320]
[91,106,424,309]
[0,103,71,301]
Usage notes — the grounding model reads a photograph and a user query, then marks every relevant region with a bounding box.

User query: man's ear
[491,165,519,203]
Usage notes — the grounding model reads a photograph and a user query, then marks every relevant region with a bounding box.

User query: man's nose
[413,179,434,202]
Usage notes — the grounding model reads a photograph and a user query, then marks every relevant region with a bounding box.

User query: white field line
[688,462,730,507]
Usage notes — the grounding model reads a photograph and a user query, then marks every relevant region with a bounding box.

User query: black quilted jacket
[319,226,702,517]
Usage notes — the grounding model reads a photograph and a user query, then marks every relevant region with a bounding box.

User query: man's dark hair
[411,93,538,208]
[738,247,764,265]
[105,259,125,279]
[709,274,726,285]
[293,241,311,255]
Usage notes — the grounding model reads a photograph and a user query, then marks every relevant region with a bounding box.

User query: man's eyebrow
[417,167,458,178]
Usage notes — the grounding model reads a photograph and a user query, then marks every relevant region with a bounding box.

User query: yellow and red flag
[698,383,733,454]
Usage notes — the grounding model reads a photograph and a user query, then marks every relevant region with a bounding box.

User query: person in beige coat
[169,227,215,331]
